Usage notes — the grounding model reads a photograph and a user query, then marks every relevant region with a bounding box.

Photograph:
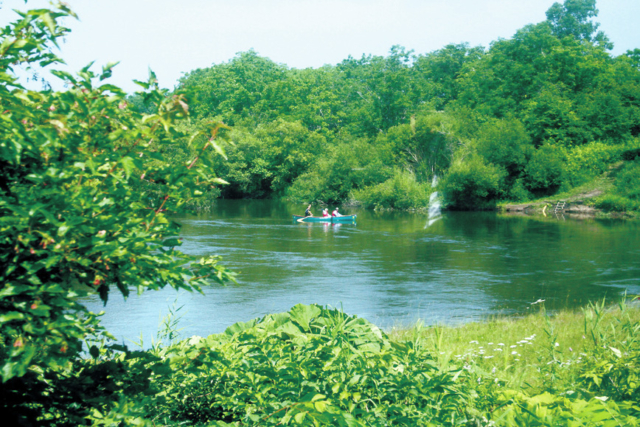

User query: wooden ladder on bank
[554,201,566,213]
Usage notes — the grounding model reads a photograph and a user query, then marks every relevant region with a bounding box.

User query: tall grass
[389,298,640,396]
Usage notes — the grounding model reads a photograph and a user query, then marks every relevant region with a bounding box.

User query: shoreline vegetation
[84,298,640,425]
[162,0,640,216]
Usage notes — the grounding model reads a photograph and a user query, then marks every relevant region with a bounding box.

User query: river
[82,200,640,345]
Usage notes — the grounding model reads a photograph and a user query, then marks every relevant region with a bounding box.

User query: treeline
[148,0,640,210]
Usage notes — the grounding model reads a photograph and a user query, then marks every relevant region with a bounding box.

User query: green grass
[389,297,640,395]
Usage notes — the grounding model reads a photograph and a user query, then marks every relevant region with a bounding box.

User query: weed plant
[140,299,640,425]
[15,299,640,426]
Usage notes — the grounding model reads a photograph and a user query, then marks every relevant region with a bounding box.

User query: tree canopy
[169,0,639,209]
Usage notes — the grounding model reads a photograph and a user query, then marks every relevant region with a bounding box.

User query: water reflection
[81,200,640,345]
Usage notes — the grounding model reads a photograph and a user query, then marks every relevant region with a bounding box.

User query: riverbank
[498,160,639,219]
[128,299,640,426]
[389,298,640,391]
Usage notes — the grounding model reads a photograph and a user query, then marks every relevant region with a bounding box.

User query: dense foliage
[33,301,640,426]
[0,3,233,423]
[169,0,640,211]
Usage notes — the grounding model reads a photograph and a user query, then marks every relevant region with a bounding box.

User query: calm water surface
[82,200,640,344]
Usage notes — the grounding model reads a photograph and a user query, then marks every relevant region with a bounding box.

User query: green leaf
[0,312,26,323]
[57,225,69,237]
[40,13,57,34]
[289,304,321,332]
[224,319,258,335]
[311,393,326,402]
[120,156,136,179]
[210,140,227,160]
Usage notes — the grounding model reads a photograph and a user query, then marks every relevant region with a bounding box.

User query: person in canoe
[305,204,313,217]
[322,208,330,217]
[332,207,342,217]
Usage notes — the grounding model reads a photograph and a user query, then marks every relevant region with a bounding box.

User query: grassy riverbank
[499,155,640,218]
[390,298,640,394]
[99,298,639,426]
[10,299,640,425]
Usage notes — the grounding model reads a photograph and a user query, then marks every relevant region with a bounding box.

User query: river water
[82,200,640,345]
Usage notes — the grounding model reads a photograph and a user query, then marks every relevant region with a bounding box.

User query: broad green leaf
[224,319,258,336]
[289,303,321,332]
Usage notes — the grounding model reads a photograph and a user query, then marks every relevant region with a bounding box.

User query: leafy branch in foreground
[0,2,234,387]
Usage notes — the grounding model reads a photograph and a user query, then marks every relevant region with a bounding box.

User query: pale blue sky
[2,0,639,93]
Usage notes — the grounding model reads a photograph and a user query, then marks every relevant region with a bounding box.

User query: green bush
[287,138,394,204]
[593,195,640,212]
[354,169,431,210]
[508,178,532,202]
[0,5,234,424]
[523,143,565,195]
[614,159,640,200]
[476,117,533,177]
[135,302,640,426]
[561,142,622,189]
[145,304,477,426]
[441,156,506,210]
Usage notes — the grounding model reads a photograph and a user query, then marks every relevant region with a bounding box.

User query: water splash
[425,175,442,229]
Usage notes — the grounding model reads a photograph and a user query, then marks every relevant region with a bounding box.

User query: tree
[0,2,234,390]
[545,0,612,49]
[412,43,485,110]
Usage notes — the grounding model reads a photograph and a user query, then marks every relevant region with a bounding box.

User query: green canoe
[293,214,357,223]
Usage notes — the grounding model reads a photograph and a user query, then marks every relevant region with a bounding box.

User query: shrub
[0,5,234,424]
[287,138,393,204]
[614,159,640,200]
[562,142,622,188]
[523,144,565,195]
[441,156,506,210]
[146,304,476,426]
[354,169,431,210]
[592,194,640,212]
[476,117,533,177]
[508,178,532,202]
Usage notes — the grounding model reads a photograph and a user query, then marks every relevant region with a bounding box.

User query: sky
[2,0,639,93]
